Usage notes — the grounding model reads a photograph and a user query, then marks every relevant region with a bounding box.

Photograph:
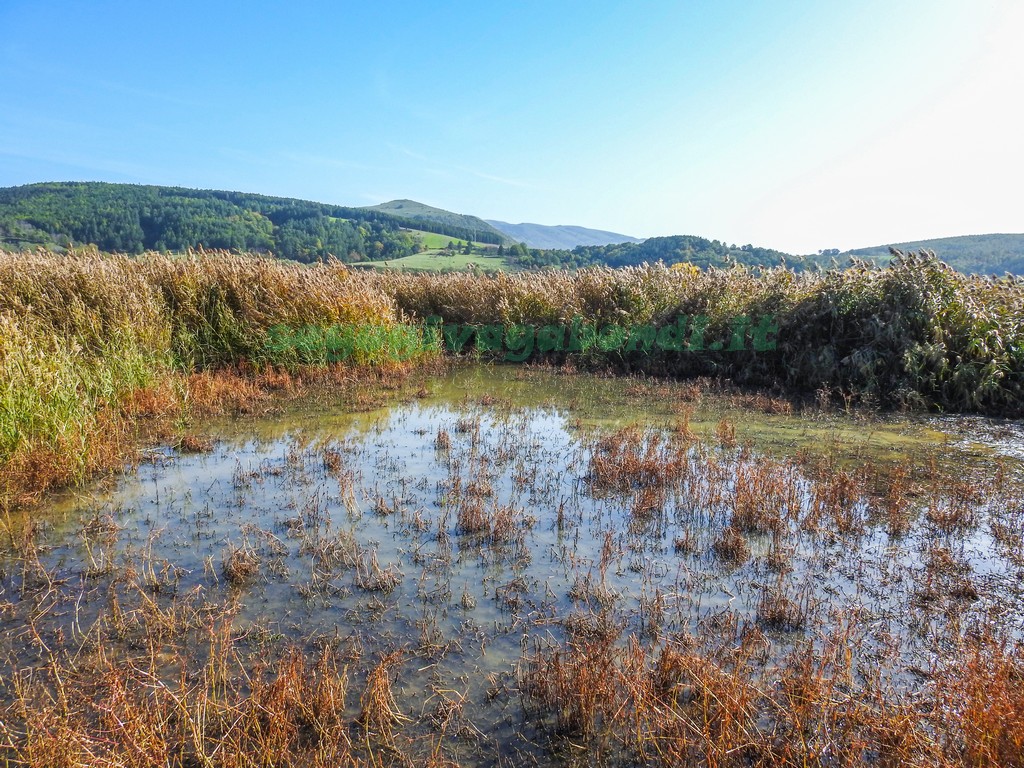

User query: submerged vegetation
[0,368,1023,766]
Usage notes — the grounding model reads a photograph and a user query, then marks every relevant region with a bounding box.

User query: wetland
[3,365,1024,767]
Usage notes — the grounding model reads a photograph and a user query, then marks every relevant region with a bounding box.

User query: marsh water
[3,365,1024,765]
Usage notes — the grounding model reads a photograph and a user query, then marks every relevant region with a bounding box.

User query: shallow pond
[3,365,1024,766]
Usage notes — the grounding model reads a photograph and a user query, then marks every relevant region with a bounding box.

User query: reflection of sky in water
[4,365,1024,766]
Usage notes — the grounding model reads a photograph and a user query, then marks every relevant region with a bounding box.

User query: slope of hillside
[361,199,510,244]
[0,183,502,262]
[486,220,641,249]
[843,234,1024,275]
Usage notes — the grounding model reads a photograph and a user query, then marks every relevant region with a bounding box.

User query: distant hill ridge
[360,199,511,244]
[485,220,641,249]
[361,200,642,249]
[841,234,1024,275]
[0,183,505,262]
[1,182,1020,275]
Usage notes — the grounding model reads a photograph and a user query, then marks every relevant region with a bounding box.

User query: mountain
[363,201,643,249]
[486,220,641,249]
[360,199,511,244]
[0,183,504,262]
[840,234,1024,276]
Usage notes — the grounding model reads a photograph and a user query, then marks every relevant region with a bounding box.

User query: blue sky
[1,0,1020,253]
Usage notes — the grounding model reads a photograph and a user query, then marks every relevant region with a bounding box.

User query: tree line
[0,182,494,263]
[502,234,820,271]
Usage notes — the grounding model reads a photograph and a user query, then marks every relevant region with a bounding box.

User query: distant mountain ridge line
[0,182,504,261]
[359,199,511,244]
[485,219,642,249]
[0,182,1020,275]
[359,199,643,249]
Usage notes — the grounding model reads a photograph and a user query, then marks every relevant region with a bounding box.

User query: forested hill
[360,199,511,244]
[512,234,1024,274]
[4,182,1019,275]
[840,234,1024,276]
[507,234,813,271]
[0,182,503,262]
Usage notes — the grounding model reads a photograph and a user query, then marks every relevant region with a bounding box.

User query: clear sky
[1,0,1020,254]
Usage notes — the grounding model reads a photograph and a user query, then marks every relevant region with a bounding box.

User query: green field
[408,230,470,250]
[352,249,509,271]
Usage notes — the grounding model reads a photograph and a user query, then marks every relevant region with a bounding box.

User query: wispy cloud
[388,144,432,163]
[460,166,532,188]
[0,147,164,183]
[388,144,532,188]
[278,150,374,172]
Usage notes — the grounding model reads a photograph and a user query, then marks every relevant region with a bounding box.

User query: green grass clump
[263,323,439,369]
[0,318,167,443]
[138,251,399,367]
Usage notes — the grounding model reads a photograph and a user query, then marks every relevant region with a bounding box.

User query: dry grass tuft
[358,650,408,741]
[175,433,214,453]
[711,525,750,564]
[222,542,261,586]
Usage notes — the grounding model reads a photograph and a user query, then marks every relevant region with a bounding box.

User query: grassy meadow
[407,229,473,250]
[350,249,510,272]
[349,227,510,271]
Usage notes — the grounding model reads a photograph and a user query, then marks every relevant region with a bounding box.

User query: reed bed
[1,614,359,767]
[373,251,1024,415]
[1,247,1021,519]
[520,607,1023,767]
[2,249,1024,765]
[0,248,437,508]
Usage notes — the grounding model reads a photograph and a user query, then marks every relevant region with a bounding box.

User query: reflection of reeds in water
[588,427,692,494]
[355,549,402,594]
[711,524,750,564]
[730,458,798,534]
[754,577,810,632]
